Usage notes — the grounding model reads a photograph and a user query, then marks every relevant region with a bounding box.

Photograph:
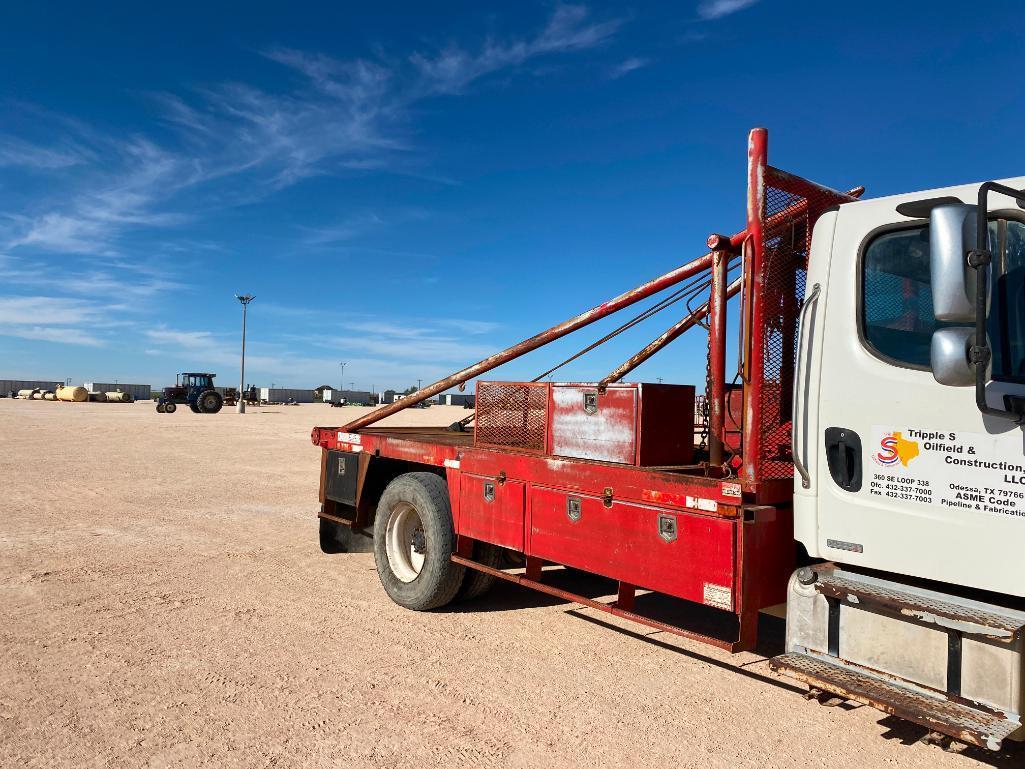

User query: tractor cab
[179,372,214,389]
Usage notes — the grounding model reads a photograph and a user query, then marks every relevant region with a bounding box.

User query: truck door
[802,185,1025,595]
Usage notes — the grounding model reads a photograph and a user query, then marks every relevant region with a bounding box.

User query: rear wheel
[156,403,166,413]
[457,541,504,601]
[197,390,223,414]
[189,404,201,413]
[373,473,464,610]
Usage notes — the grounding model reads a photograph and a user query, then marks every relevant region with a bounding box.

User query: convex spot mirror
[930,327,990,387]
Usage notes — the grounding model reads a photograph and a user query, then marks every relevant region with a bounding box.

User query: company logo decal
[873,431,919,467]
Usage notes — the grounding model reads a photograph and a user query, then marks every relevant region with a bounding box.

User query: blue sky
[0,1,1020,391]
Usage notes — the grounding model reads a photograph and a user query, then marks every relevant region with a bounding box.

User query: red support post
[741,127,768,484]
[707,239,730,469]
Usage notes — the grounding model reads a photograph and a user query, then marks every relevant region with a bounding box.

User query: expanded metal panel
[771,652,1021,750]
[473,381,548,453]
[753,168,848,480]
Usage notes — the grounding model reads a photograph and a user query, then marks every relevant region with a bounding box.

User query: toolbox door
[458,474,525,551]
[550,385,637,463]
[528,486,736,610]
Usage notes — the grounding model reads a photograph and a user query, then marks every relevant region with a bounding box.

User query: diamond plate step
[771,652,1021,751]
[813,571,1025,642]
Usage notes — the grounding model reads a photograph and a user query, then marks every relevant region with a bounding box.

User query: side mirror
[929,203,985,322]
[931,327,988,387]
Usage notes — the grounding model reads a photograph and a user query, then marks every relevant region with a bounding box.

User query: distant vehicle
[156,372,223,414]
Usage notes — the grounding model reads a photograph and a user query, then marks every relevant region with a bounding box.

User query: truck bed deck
[356,426,476,447]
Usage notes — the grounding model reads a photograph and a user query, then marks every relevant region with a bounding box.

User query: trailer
[311,128,1025,750]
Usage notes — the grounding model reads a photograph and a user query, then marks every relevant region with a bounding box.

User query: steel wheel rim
[385,502,426,583]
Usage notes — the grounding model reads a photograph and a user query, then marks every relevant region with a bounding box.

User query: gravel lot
[1,398,1020,768]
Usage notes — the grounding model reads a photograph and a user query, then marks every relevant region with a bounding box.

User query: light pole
[236,294,255,413]
[339,362,346,394]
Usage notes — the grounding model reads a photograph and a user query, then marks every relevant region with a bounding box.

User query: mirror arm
[971,182,1025,424]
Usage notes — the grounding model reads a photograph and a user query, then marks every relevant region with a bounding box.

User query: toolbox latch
[483,482,495,502]
[583,392,598,415]
[566,496,582,522]
[658,514,678,543]
[602,487,613,508]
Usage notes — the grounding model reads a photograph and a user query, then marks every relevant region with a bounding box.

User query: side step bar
[812,572,1025,643]
[771,652,1021,752]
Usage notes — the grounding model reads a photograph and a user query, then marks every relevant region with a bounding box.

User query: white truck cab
[775,178,1025,750]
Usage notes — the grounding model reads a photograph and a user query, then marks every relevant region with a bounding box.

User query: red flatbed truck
[312,129,1025,750]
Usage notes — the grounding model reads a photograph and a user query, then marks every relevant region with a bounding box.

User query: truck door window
[862,227,938,368]
[992,219,1025,380]
[861,218,1025,380]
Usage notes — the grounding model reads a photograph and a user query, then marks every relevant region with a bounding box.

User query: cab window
[861,218,1025,380]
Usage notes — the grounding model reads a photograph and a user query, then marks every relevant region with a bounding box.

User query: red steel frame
[312,128,861,652]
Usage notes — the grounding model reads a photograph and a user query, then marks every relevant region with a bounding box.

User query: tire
[164,402,177,414]
[373,473,464,610]
[156,403,166,413]
[189,404,201,413]
[197,390,223,414]
[457,541,504,601]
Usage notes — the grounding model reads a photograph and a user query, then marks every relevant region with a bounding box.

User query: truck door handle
[791,283,820,489]
[824,427,862,492]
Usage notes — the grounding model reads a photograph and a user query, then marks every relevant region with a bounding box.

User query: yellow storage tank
[56,385,89,402]
[105,391,133,403]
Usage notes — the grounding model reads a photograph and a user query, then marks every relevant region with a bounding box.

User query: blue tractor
[156,372,224,414]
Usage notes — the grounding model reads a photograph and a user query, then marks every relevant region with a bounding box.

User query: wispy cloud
[0,295,109,325]
[1,4,623,263]
[298,212,386,245]
[609,57,650,79]
[0,295,112,346]
[0,325,104,347]
[0,5,622,375]
[4,138,190,254]
[410,4,622,94]
[697,0,760,20]
[0,135,93,169]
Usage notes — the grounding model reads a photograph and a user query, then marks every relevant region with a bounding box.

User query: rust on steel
[599,276,742,388]
[341,250,720,432]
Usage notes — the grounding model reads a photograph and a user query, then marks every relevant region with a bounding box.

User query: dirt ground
[1,398,1020,768]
